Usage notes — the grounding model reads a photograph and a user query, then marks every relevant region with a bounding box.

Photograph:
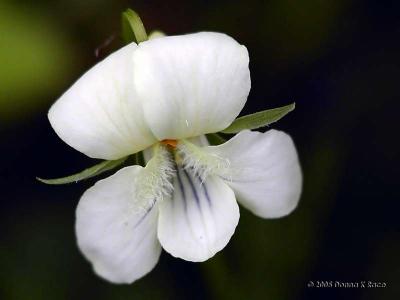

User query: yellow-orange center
[160,139,178,148]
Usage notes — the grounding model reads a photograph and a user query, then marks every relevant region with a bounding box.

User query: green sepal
[37,157,127,185]
[206,133,227,145]
[121,8,148,44]
[221,103,295,134]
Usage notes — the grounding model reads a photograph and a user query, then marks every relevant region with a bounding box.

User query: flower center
[132,138,232,213]
[176,139,231,181]
[161,139,178,148]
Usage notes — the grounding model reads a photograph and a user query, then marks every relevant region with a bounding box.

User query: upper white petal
[204,130,302,218]
[132,32,251,140]
[49,43,157,160]
[157,167,239,262]
[76,166,161,284]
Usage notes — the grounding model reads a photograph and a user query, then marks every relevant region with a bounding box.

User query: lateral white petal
[187,135,210,147]
[133,32,251,140]
[76,166,161,284]
[157,167,239,262]
[49,43,157,160]
[205,130,302,218]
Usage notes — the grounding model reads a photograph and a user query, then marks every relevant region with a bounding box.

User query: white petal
[204,130,302,218]
[133,32,251,140]
[157,167,239,262]
[49,43,157,160]
[187,135,210,147]
[76,166,161,284]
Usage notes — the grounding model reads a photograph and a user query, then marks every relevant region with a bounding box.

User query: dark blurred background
[1,0,399,299]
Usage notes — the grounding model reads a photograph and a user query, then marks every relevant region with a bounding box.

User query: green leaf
[206,133,227,145]
[37,157,127,185]
[121,8,148,44]
[221,103,295,134]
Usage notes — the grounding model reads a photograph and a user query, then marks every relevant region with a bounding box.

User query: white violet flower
[47,32,302,284]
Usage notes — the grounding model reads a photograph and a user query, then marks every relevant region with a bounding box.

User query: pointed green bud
[121,8,148,44]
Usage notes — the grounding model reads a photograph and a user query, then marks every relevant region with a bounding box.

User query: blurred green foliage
[0,2,77,123]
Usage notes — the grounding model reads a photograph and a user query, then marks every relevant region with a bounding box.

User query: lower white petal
[76,166,161,284]
[157,167,239,262]
[204,130,302,218]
